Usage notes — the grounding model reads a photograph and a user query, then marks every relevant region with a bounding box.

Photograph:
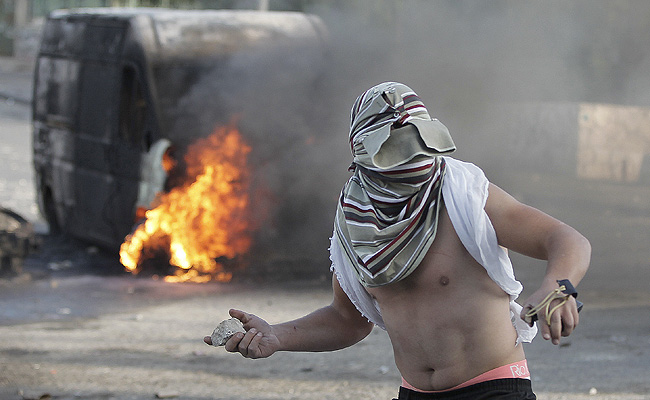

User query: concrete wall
[494,102,650,184]
[577,103,650,183]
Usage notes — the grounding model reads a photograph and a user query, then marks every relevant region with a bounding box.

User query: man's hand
[204,309,281,359]
[520,284,580,345]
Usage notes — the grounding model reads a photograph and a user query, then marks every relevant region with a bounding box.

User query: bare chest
[363,206,518,389]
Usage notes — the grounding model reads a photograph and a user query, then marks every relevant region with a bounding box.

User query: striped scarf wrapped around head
[334,82,456,287]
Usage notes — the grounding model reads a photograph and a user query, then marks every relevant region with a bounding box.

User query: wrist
[540,277,561,291]
[270,323,295,352]
[556,278,583,313]
[556,279,577,297]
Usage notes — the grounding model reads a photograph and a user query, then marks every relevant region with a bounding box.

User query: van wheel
[43,190,61,235]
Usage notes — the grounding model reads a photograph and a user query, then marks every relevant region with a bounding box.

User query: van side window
[118,66,146,148]
[34,57,80,126]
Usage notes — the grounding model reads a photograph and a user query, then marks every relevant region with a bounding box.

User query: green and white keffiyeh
[334,82,456,287]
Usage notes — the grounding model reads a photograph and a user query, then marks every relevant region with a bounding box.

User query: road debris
[0,207,39,277]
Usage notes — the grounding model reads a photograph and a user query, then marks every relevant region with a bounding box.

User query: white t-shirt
[330,157,537,344]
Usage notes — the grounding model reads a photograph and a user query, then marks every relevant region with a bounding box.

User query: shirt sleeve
[441,157,537,343]
[330,234,386,329]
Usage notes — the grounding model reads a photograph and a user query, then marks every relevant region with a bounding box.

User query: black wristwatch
[557,279,584,313]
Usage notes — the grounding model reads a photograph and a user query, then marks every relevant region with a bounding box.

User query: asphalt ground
[0,272,649,400]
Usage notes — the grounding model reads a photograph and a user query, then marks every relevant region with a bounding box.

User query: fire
[120,121,252,283]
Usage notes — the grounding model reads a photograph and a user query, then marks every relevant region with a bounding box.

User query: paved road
[1,273,649,400]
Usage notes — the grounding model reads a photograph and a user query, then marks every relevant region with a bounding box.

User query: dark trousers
[395,378,537,400]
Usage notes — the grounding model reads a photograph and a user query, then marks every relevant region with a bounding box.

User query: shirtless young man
[204,82,591,399]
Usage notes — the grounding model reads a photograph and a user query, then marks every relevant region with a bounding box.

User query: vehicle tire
[43,189,61,235]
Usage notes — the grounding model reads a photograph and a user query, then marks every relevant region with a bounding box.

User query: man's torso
[366,203,525,391]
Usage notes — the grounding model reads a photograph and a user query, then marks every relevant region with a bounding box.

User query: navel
[439,275,450,286]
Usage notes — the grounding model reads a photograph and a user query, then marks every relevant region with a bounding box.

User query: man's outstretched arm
[204,275,374,359]
[485,183,591,345]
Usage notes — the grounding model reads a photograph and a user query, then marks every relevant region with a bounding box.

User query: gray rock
[210,318,246,346]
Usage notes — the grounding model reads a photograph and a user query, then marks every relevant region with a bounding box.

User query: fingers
[572,299,580,328]
[205,309,250,348]
[540,298,580,345]
[229,309,255,329]
[210,309,274,358]
[548,305,562,345]
[223,332,242,352]
[539,316,552,342]
[223,328,264,358]
[248,331,265,356]
[520,304,535,327]
[561,314,575,337]
[229,308,247,321]
[561,297,579,337]
[237,328,258,356]
[239,328,266,358]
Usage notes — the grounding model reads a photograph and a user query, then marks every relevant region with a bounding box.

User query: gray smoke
[306,1,650,292]
[170,1,650,286]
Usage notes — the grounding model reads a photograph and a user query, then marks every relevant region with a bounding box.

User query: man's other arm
[208,275,374,359]
[485,183,591,345]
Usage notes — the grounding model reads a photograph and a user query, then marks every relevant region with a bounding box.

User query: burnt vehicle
[32,8,328,252]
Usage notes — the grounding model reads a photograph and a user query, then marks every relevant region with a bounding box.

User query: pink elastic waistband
[401,359,531,393]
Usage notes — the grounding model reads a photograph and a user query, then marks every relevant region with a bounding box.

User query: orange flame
[120,121,252,282]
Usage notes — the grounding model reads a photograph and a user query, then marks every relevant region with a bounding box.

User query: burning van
[32,8,330,281]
